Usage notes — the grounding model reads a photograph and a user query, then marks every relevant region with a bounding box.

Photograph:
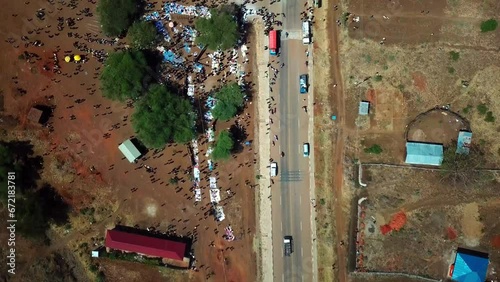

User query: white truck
[284,236,293,256]
[302,21,311,44]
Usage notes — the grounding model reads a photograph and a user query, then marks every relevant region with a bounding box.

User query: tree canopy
[195,9,240,50]
[100,50,153,101]
[212,83,245,121]
[212,130,234,161]
[97,0,140,37]
[128,21,158,49]
[132,84,195,148]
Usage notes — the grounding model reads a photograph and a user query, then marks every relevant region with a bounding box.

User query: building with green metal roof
[118,139,141,163]
[405,141,443,166]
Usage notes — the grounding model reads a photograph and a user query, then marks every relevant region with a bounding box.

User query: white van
[303,143,310,157]
[270,162,278,177]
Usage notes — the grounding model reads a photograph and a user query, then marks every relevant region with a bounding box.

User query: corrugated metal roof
[452,251,489,282]
[405,142,443,166]
[105,229,187,261]
[456,131,472,154]
[118,139,141,163]
[359,101,370,115]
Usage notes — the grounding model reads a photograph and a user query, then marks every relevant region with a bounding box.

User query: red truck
[269,30,279,56]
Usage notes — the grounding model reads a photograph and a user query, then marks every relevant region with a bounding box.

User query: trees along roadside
[132,84,196,149]
[212,130,235,161]
[97,0,140,37]
[100,50,153,101]
[212,82,245,121]
[195,8,240,50]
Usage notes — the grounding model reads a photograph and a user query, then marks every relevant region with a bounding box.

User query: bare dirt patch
[407,109,469,144]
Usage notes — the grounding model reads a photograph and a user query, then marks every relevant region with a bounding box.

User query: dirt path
[253,19,274,282]
[329,0,348,281]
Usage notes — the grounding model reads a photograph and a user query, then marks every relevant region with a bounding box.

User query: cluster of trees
[97,0,158,48]
[0,142,69,240]
[195,8,240,50]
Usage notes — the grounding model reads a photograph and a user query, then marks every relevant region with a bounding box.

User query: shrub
[448,67,455,74]
[449,51,460,61]
[212,130,234,161]
[485,111,495,123]
[480,19,498,32]
[373,75,383,82]
[477,104,488,115]
[462,105,472,114]
[364,144,383,154]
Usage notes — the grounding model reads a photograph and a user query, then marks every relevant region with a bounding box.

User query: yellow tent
[64,56,71,62]
[74,55,81,61]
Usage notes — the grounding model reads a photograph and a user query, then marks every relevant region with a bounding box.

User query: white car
[270,162,278,177]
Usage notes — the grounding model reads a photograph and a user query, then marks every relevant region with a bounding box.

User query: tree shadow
[3,140,43,193]
[229,123,248,154]
[37,183,70,225]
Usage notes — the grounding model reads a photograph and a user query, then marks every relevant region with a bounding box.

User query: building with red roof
[105,229,188,264]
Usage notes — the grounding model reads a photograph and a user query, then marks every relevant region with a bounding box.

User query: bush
[132,84,195,148]
[373,75,383,82]
[212,130,234,161]
[462,105,472,114]
[128,21,158,49]
[448,67,455,74]
[449,51,460,61]
[364,144,383,154]
[485,111,495,123]
[477,104,488,115]
[480,19,498,32]
[195,9,239,50]
[97,0,139,37]
[100,50,153,101]
[212,83,245,121]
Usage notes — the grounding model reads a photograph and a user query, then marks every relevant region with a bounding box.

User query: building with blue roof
[359,101,370,115]
[405,142,443,166]
[451,248,489,282]
[456,131,472,154]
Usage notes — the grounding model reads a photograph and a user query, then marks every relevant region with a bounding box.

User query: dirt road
[329,0,348,281]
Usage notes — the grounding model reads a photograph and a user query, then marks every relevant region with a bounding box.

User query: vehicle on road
[270,162,278,177]
[269,29,279,56]
[300,74,309,94]
[284,236,293,256]
[302,21,311,44]
[303,143,310,157]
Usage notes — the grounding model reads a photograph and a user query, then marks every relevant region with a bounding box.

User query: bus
[269,29,279,55]
[302,21,311,44]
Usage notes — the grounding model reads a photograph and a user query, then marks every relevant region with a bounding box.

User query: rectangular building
[456,131,472,154]
[405,142,443,166]
[118,139,141,163]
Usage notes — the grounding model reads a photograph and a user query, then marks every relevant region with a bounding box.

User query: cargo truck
[269,30,279,55]
[284,236,293,256]
[302,21,311,44]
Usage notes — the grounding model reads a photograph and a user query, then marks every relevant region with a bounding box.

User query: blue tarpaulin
[163,50,184,65]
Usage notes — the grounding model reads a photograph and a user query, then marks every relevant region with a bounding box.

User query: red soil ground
[0,0,257,281]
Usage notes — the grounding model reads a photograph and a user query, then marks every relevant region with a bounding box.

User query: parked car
[270,162,278,177]
[284,236,293,256]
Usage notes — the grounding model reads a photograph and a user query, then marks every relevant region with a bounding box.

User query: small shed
[359,101,370,115]
[456,131,472,154]
[451,248,489,282]
[91,250,100,258]
[27,107,44,124]
[405,142,443,166]
[118,139,141,163]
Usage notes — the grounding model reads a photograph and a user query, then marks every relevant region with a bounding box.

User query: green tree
[100,50,153,101]
[132,84,195,148]
[212,83,244,121]
[128,21,158,49]
[195,9,239,50]
[97,0,140,37]
[480,19,498,32]
[212,130,234,161]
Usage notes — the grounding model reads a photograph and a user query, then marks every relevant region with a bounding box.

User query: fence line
[351,271,442,282]
[361,163,500,172]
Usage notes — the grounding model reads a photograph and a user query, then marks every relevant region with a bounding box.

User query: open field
[319,0,500,281]
[0,0,257,281]
[340,0,500,166]
[358,167,500,279]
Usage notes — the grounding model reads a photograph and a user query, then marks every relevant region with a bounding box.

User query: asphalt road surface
[269,0,314,281]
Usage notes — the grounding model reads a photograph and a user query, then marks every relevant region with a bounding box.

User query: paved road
[269,0,314,281]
